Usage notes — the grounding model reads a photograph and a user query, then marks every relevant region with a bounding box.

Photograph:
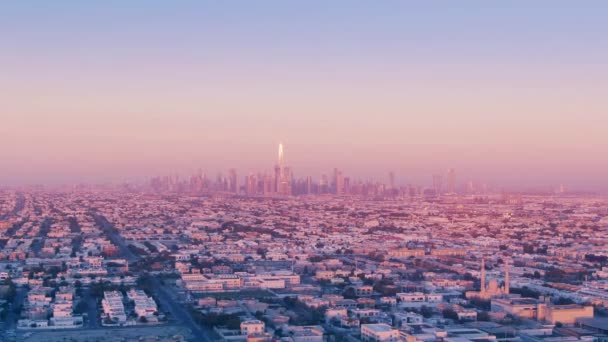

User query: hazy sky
[1,1,607,190]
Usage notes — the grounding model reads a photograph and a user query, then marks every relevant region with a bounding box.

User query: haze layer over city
[1,2,608,342]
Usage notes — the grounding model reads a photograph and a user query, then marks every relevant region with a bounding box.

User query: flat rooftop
[364,324,393,332]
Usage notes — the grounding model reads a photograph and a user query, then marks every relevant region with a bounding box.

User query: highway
[1,193,25,341]
[93,214,140,263]
[147,276,211,342]
[1,287,27,341]
[82,288,100,329]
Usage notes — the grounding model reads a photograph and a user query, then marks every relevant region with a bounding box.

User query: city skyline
[0,141,602,194]
[143,143,580,196]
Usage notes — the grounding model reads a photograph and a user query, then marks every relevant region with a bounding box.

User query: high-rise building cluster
[149,144,492,197]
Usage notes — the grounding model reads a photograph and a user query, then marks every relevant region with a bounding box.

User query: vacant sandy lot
[19,325,192,342]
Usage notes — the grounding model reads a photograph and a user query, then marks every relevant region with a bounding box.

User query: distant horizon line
[1,178,604,196]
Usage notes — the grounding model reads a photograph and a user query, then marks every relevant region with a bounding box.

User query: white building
[361,324,401,342]
[127,289,158,319]
[397,292,442,308]
[102,291,127,323]
[240,319,265,336]
[288,325,325,342]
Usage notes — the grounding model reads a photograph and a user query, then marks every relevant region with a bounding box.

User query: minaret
[504,258,510,295]
[480,257,486,293]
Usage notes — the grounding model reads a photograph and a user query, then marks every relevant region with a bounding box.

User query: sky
[1,1,607,190]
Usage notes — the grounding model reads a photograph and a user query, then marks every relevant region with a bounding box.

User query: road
[1,287,27,341]
[82,288,100,329]
[0,193,26,237]
[0,193,25,341]
[30,218,52,255]
[93,213,211,341]
[0,192,25,220]
[93,214,140,263]
[148,277,211,342]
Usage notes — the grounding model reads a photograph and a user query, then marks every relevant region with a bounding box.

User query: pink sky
[1,2,607,190]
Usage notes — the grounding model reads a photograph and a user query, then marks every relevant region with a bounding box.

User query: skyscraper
[320,174,329,194]
[263,173,273,195]
[274,165,281,193]
[246,173,256,195]
[446,168,456,194]
[336,170,344,195]
[278,143,284,167]
[432,174,443,195]
[282,166,292,195]
[274,143,292,196]
[306,176,312,195]
[228,168,238,193]
[343,177,350,195]
[466,180,475,194]
[332,168,339,194]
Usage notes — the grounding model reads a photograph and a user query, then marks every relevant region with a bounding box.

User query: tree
[420,305,433,318]
[510,286,540,299]
[2,280,17,302]
[477,311,491,321]
[442,308,459,320]
[545,268,566,282]
[343,287,356,299]
[554,297,575,305]
[309,255,325,262]
[374,279,397,296]
[367,252,385,262]
[74,301,89,314]
[469,297,491,311]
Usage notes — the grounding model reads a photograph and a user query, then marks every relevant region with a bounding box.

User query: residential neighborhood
[1,188,607,341]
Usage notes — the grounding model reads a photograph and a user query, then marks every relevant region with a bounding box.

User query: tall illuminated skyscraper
[278,143,284,167]
[274,143,292,195]
[274,143,283,194]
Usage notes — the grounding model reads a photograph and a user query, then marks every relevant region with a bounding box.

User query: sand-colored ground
[18,325,193,342]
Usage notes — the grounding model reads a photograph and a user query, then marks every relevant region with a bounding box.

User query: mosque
[466,257,510,300]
